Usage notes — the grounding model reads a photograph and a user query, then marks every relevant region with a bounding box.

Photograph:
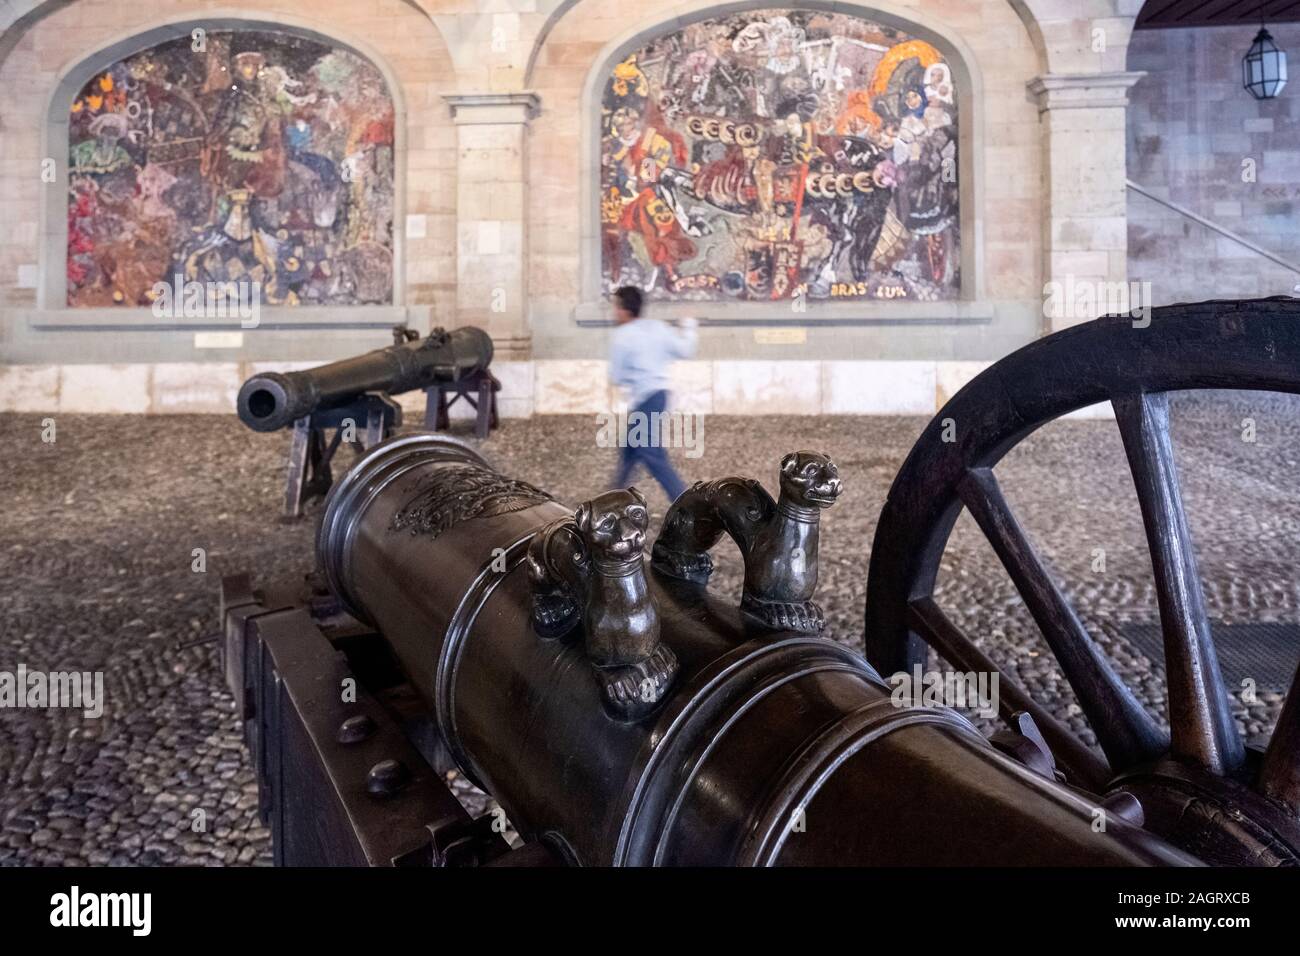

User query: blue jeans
[613,390,687,502]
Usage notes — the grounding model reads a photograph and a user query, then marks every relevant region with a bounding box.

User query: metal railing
[1127,178,1300,277]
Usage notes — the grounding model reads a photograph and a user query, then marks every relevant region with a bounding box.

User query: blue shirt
[608,317,698,409]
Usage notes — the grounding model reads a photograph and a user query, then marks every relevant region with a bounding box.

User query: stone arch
[565,1,987,306]
[1011,0,1138,75]
[525,0,1144,89]
[0,0,443,69]
[40,13,409,309]
[528,0,1046,85]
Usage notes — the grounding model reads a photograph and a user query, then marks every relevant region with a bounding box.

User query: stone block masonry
[0,1,1165,413]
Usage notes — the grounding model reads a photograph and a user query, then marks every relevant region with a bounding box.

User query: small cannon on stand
[236,325,495,518]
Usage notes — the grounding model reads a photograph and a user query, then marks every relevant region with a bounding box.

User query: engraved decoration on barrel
[390,466,555,541]
[66,29,395,307]
[600,9,959,302]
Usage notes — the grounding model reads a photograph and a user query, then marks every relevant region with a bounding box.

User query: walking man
[607,285,697,503]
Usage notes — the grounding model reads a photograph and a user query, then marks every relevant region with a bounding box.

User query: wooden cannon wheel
[863,298,1300,864]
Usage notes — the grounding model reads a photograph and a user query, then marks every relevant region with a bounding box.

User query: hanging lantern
[1243,28,1287,100]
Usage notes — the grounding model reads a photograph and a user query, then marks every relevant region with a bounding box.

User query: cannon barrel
[316,434,1196,866]
[236,325,493,432]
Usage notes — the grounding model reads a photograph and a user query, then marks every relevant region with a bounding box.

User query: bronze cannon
[236,325,493,433]
[219,299,1300,866]
[234,324,496,518]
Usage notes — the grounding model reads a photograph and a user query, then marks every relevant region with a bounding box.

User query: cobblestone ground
[1,392,1296,865]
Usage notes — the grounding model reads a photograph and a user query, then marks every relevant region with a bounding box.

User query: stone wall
[0,0,1147,415]
[528,0,1046,365]
[0,0,458,361]
[0,355,1002,416]
[1127,24,1300,303]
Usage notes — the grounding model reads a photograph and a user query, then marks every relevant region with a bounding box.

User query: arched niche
[576,2,984,316]
[44,18,404,311]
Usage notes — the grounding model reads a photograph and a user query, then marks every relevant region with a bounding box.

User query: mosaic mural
[600,10,960,302]
[67,30,395,307]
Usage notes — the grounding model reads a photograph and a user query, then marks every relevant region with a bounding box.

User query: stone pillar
[444,93,539,360]
[1028,72,1145,331]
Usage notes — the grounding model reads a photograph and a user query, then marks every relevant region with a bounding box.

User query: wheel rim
[863,298,1300,861]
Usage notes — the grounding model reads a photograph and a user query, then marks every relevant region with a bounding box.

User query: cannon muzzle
[237,325,493,432]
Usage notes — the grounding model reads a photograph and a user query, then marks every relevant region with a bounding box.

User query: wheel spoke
[1113,392,1244,775]
[906,596,1111,791]
[1257,661,1300,813]
[957,466,1167,772]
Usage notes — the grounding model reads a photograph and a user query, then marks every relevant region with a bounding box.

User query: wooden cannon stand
[283,393,402,520]
[423,368,501,440]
